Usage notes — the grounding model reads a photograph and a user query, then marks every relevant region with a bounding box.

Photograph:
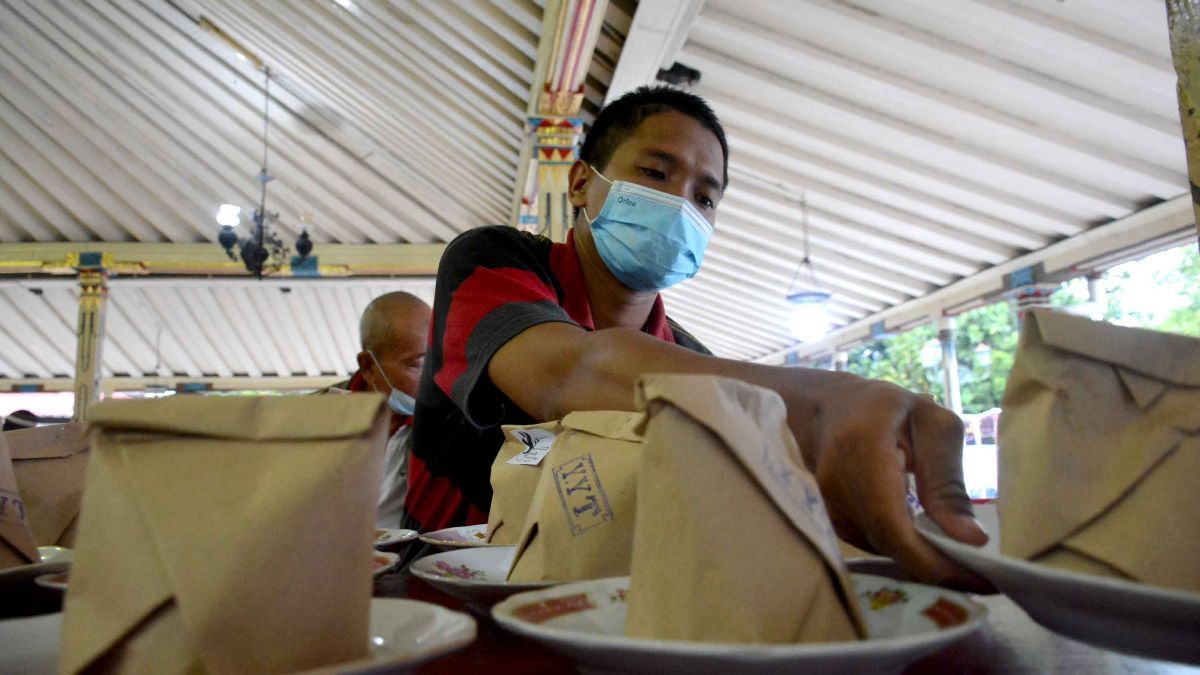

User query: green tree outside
[846,301,1016,413]
[1156,244,1200,336]
[845,243,1200,413]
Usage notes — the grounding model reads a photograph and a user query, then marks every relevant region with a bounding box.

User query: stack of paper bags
[4,422,89,547]
[487,421,563,546]
[627,374,866,643]
[999,310,1200,593]
[60,394,390,674]
[0,432,39,570]
[506,411,643,583]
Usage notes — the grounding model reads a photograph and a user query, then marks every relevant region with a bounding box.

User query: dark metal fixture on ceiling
[217,66,312,278]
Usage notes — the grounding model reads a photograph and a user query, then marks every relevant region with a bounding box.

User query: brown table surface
[373,570,1200,675]
[4,568,1196,674]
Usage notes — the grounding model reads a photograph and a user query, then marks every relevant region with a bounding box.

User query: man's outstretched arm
[489,321,991,591]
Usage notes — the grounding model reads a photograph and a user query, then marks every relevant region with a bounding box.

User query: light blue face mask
[583,165,714,292]
[367,350,416,416]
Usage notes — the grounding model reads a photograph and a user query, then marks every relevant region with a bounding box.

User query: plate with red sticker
[917,513,1200,665]
[417,524,494,550]
[410,546,554,605]
[374,528,418,548]
[372,551,401,577]
[492,574,984,675]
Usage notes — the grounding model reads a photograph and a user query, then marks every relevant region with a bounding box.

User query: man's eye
[639,167,667,180]
[697,195,714,209]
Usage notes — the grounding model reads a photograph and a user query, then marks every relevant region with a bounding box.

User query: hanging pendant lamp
[785,196,832,343]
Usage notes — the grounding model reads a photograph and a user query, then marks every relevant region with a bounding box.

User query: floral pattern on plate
[861,587,909,611]
[410,547,556,605]
[433,561,485,580]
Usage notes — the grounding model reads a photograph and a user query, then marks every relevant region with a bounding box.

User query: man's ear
[355,351,373,374]
[567,160,591,209]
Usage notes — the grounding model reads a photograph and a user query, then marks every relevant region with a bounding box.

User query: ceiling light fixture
[217,67,313,278]
[785,196,832,343]
[215,203,241,227]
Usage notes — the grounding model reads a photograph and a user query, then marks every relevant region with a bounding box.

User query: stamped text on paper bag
[554,453,613,536]
[0,489,26,525]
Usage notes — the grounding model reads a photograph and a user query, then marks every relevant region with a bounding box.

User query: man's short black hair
[579,85,729,187]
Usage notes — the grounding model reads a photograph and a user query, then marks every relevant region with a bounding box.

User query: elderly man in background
[355,291,431,529]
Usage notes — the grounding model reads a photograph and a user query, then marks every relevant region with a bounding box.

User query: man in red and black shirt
[406,86,987,590]
[406,224,711,533]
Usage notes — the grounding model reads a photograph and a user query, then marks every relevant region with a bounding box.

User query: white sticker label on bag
[507,429,556,466]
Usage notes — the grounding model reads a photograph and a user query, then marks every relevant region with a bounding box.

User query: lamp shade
[786,290,831,343]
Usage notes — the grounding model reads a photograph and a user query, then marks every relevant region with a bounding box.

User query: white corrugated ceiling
[0,0,629,385]
[0,277,434,382]
[0,0,544,245]
[0,0,1194,384]
[661,0,1191,360]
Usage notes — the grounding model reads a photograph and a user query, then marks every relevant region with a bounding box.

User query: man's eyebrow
[642,149,724,194]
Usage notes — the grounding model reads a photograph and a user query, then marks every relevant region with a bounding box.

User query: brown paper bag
[999,310,1200,593]
[506,411,643,582]
[486,421,563,545]
[627,374,866,643]
[0,433,39,570]
[60,394,390,674]
[4,423,89,547]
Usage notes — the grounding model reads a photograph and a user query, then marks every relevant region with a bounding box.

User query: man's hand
[794,374,993,591]
[491,325,993,590]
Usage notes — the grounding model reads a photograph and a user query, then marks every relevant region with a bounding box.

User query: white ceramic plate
[372,551,401,577]
[34,572,69,592]
[916,513,1200,665]
[410,546,554,605]
[492,574,985,675]
[0,599,476,675]
[373,528,418,548]
[417,524,493,550]
[0,547,73,586]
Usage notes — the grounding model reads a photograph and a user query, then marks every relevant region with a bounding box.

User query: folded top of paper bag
[87,395,384,440]
[3,422,88,460]
[559,410,644,441]
[1000,310,1200,569]
[635,374,864,637]
[3,423,89,548]
[1027,309,1200,390]
[62,394,390,674]
[0,433,39,567]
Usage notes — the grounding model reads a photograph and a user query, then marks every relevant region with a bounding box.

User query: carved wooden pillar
[73,256,108,421]
[516,0,608,241]
[1167,1,1200,245]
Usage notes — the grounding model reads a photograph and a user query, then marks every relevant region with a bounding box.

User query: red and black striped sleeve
[428,226,579,428]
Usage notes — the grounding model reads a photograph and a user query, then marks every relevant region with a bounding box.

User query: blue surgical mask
[583,166,713,292]
[386,388,416,417]
[367,351,416,416]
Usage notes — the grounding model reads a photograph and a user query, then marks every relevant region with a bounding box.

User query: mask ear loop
[588,164,614,185]
[581,164,616,225]
[366,350,398,391]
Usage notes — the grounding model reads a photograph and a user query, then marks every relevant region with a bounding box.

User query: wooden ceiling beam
[0,242,445,277]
